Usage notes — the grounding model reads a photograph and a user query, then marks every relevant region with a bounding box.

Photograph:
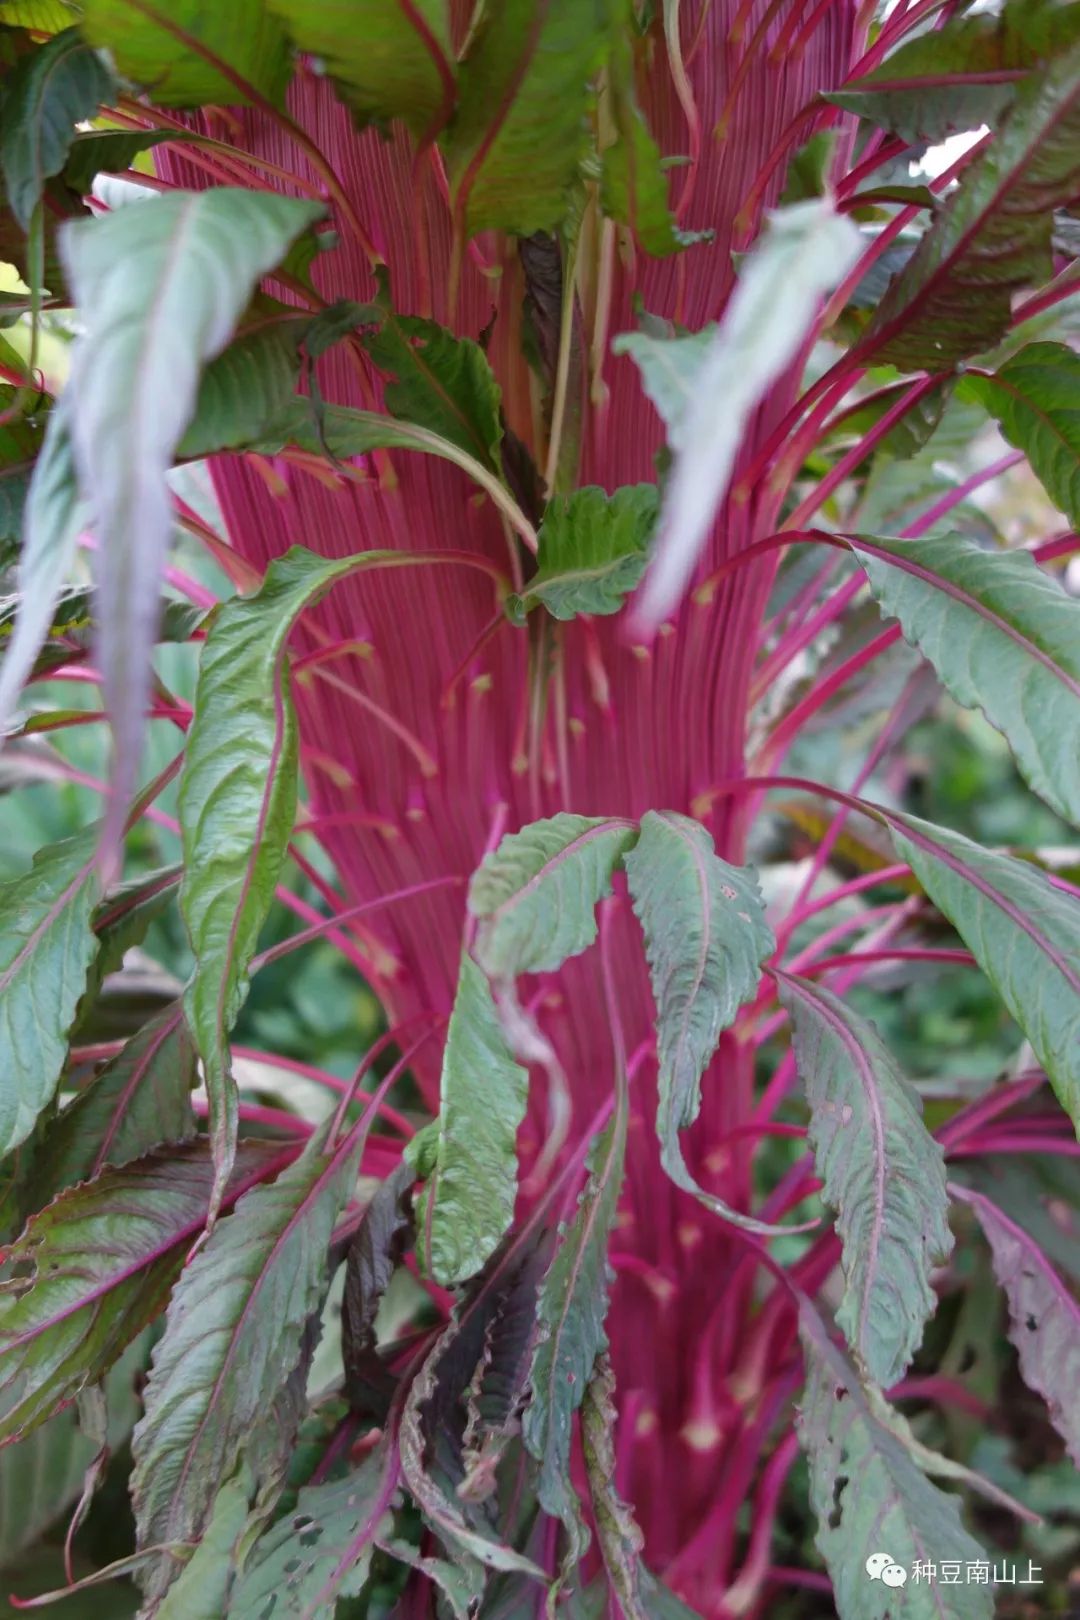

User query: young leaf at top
[775,972,952,1388]
[798,1312,993,1620]
[958,342,1080,527]
[885,810,1080,1137]
[626,200,861,629]
[953,1184,1080,1465]
[131,1122,366,1607]
[862,40,1080,371]
[624,811,784,1234]
[506,485,658,624]
[468,811,638,977]
[81,0,292,107]
[0,27,114,230]
[0,825,99,1159]
[442,0,608,240]
[851,533,1080,829]
[0,1141,279,1442]
[265,0,456,141]
[59,188,322,858]
[415,954,528,1286]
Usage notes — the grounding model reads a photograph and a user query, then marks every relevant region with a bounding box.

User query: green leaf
[851,532,1080,828]
[59,188,322,855]
[959,341,1080,525]
[954,1184,1080,1465]
[468,811,638,976]
[612,323,715,445]
[177,319,306,460]
[798,1312,993,1620]
[507,485,657,623]
[131,1124,363,1607]
[415,954,528,1286]
[775,972,951,1387]
[887,810,1080,1136]
[81,0,291,108]
[624,811,781,1233]
[363,299,504,470]
[522,1108,626,1573]
[623,200,861,626]
[442,0,608,239]
[863,41,1080,371]
[265,0,455,140]
[0,1,77,27]
[0,390,43,547]
[581,1355,650,1620]
[228,1448,396,1619]
[0,826,99,1159]
[61,127,195,195]
[154,1468,253,1620]
[0,27,114,229]
[0,1141,278,1442]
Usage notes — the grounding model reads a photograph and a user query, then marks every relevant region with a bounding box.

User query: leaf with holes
[959,342,1080,527]
[776,972,951,1386]
[81,0,291,107]
[468,811,637,977]
[506,486,658,624]
[0,28,113,229]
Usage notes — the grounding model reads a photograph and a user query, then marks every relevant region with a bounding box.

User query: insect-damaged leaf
[415,954,528,1286]
[468,811,638,977]
[506,486,658,624]
[852,533,1080,828]
[776,973,951,1387]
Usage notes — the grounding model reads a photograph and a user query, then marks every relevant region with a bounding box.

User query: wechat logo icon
[866,1553,908,1588]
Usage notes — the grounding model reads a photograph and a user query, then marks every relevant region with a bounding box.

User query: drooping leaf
[798,1312,993,1620]
[415,954,528,1286]
[0,27,113,230]
[506,485,658,624]
[265,0,455,140]
[153,1467,253,1620]
[61,127,196,195]
[851,532,1080,828]
[580,1354,649,1620]
[886,810,1080,1136]
[341,1159,413,1414]
[468,811,638,977]
[522,1106,626,1572]
[59,187,322,854]
[863,41,1080,371]
[228,1445,398,1619]
[363,299,504,470]
[0,1141,280,1442]
[625,200,861,627]
[176,318,307,460]
[131,1123,364,1607]
[775,972,951,1387]
[958,341,1080,526]
[0,825,99,1159]
[442,0,608,240]
[80,0,291,108]
[624,811,783,1233]
[954,1184,1080,1465]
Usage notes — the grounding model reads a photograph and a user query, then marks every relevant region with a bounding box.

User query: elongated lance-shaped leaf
[959,342,1080,527]
[775,972,951,1387]
[229,1443,400,1620]
[851,533,1080,828]
[886,810,1080,1136]
[415,954,528,1286]
[131,1121,364,1607]
[625,811,788,1235]
[442,0,608,240]
[863,39,1080,371]
[0,27,113,229]
[266,0,454,140]
[628,200,861,629]
[153,1467,253,1620]
[581,1354,649,1620]
[954,1184,1080,1464]
[59,189,323,861]
[81,0,291,107]
[0,825,99,1159]
[0,403,87,736]
[0,1141,282,1443]
[798,1309,993,1620]
[507,486,658,625]
[468,811,638,977]
[363,298,503,470]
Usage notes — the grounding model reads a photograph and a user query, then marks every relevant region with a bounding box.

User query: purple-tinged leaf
[342,1159,413,1415]
[954,1184,1080,1465]
[776,971,951,1387]
[131,1122,365,1607]
[59,188,323,862]
[0,825,100,1159]
[0,27,114,230]
[0,1140,284,1443]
